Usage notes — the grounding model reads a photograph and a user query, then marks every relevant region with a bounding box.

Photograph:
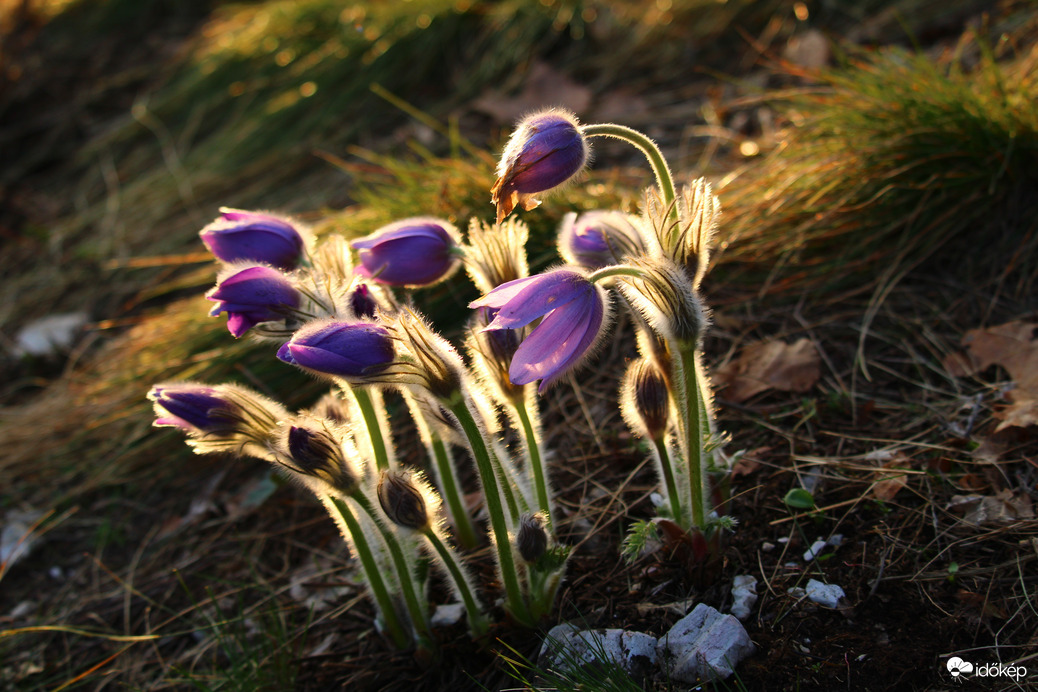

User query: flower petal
[509,289,604,392]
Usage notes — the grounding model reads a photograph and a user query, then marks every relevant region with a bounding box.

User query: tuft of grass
[717,35,1038,304]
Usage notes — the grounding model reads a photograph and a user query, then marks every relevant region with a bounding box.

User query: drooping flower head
[491,109,589,223]
[148,382,288,455]
[377,468,440,532]
[279,420,358,494]
[199,208,307,270]
[150,384,234,433]
[558,210,647,269]
[351,217,461,287]
[206,264,302,338]
[469,268,609,393]
[619,357,670,442]
[276,319,395,381]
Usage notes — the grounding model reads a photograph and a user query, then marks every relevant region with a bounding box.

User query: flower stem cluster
[151,110,733,654]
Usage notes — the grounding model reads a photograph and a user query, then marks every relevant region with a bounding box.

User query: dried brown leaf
[715,338,821,403]
[871,455,910,502]
[943,321,1038,430]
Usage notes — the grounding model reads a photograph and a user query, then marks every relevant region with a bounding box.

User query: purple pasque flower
[206,265,301,338]
[277,320,395,379]
[200,209,306,270]
[558,211,646,269]
[350,217,461,287]
[469,269,607,393]
[149,383,235,433]
[491,109,588,223]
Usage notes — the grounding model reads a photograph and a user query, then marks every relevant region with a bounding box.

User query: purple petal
[468,275,541,310]
[485,271,589,330]
[509,290,604,392]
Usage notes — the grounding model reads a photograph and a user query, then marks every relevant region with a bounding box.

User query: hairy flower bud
[351,218,461,287]
[614,256,706,346]
[377,470,430,531]
[348,283,377,319]
[620,358,670,441]
[558,211,646,269]
[492,109,589,222]
[200,208,307,270]
[282,423,357,494]
[462,217,530,294]
[516,512,549,563]
[277,320,395,380]
[467,307,524,403]
[206,265,302,338]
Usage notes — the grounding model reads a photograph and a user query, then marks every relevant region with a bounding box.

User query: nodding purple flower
[200,209,306,270]
[558,211,646,269]
[351,218,461,287]
[206,265,301,338]
[491,109,588,223]
[469,269,607,393]
[149,384,236,433]
[276,320,394,379]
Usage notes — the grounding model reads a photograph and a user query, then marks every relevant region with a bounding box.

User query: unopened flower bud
[614,256,705,346]
[310,393,351,425]
[200,209,306,270]
[284,424,356,494]
[206,265,302,338]
[149,384,240,435]
[351,218,461,287]
[621,358,670,441]
[377,470,429,531]
[468,307,523,403]
[492,109,588,222]
[349,283,377,319]
[462,217,530,294]
[558,211,646,269]
[277,320,395,380]
[516,513,549,563]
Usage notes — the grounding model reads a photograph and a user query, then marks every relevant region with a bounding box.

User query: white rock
[13,312,89,357]
[803,539,828,561]
[539,624,658,681]
[431,603,465,628]
[805,578,847,609]
[1,509,46,568]
[657,603,755,682]
[730,575,758,620]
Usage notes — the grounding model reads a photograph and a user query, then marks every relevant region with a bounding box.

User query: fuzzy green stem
[513,397,552,526]
[445,395,532,625]
[588,264,646,283]
[430,434,479,549]
[421,528,489,638]
[581,123,678,222]
[327,496,411,648]
[353,388,390,471]
[349,491,433,646]
[652,437,685,527]
[675,344,707,529]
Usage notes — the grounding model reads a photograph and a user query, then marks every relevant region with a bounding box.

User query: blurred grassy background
[2,0,1037,688]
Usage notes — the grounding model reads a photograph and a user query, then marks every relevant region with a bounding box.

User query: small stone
[431,603,465,628]
[805,578,847,609]
[14,312,89,357]
[803,539,828,561]
[730,575,758,620]
[539,625,658,682]
[657,603,755,683]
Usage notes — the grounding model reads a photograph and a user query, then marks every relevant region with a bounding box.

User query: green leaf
[783,488,816,510]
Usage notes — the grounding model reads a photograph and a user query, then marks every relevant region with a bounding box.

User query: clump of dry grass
[716,27,1038,305]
